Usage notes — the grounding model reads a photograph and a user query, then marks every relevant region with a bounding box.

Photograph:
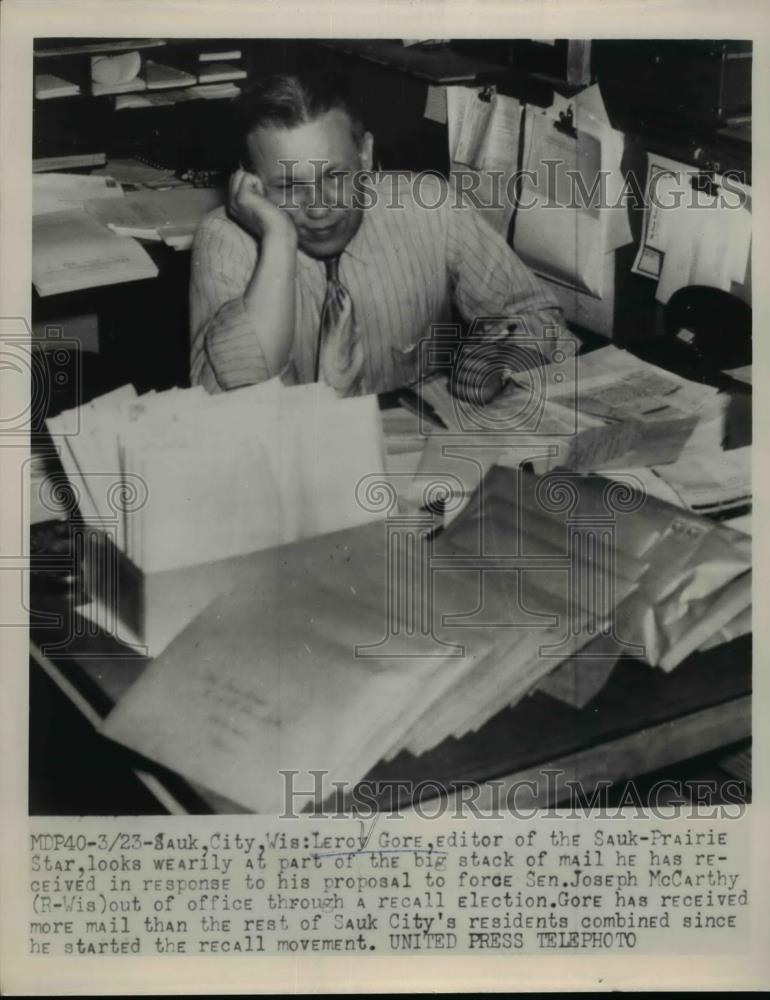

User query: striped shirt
[190,173,565,393]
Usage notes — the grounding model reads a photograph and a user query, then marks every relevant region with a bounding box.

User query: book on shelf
[164,46,244,73]
[143,60,197,91]
[92,78,148,97]
[34,74,81,100]
[191,82,242,100]
[197,61,248,84]
[198,48,242,62]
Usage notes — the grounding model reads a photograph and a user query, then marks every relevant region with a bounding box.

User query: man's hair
[235,69,365,169]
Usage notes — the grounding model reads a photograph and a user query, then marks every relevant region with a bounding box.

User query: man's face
[246,108,372,259]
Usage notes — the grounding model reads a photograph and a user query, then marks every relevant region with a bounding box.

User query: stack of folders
[97,458,749,813]
[46,380,387,654]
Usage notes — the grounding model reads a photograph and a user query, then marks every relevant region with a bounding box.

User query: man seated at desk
[190,69,567,396]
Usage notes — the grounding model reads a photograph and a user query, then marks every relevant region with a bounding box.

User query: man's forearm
[199,230,299,390]
[241,229,298,376]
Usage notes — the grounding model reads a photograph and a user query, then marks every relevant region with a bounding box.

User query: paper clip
[690,168,721,199]
[478,84,496,103]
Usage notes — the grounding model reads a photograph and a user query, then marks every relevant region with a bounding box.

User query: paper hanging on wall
[446,86,523,237]
[423,84,448,124]
[631,152,752,304]
[513,85,632,300]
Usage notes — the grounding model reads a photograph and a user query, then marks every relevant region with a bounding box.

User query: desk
[33,236,194,393]
[27,361,752,815]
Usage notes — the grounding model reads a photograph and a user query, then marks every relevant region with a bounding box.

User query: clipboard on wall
[512,93,630,337]
[445,84,525,240]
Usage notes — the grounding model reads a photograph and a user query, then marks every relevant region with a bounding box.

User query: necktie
[315,256,364,397]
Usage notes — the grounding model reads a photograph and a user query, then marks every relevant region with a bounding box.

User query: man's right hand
[228,168,297,245]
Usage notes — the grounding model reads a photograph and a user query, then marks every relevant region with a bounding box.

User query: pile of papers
[47,380,387,656]
[84,187,223,249]
[409,343,727,519]
[46,337,749,810]
[32,172,224,282]
[95,468,629,812]
[100,519,490,812]
[32,209,158,296]
[47,379,387,575]
[33,172,124,216]
[96,458,749,813]
[31,172,196,295]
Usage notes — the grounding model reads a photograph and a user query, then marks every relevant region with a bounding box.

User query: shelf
[320,40,509,84]
[34,39,167,58]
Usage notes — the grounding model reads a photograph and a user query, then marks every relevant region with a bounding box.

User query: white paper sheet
[632,152,752,303]
[513,85,632,298]
[34,172,124,216]
[85,187,223,239]
[446,86,522,236]
[54,380,387,576]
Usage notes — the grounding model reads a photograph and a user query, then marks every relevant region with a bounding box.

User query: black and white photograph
[2,0,768,993]
[26,33,754,815]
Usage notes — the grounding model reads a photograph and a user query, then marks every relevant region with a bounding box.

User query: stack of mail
[411,343,726,523]
[48,379,386,572]
[47,380,387,653]
[97,464,645,811]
